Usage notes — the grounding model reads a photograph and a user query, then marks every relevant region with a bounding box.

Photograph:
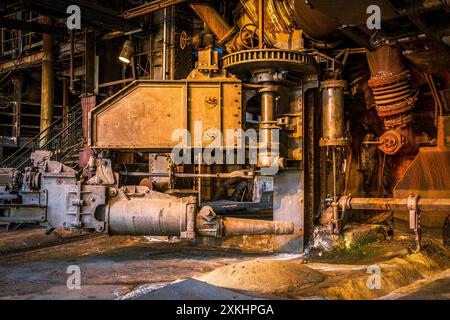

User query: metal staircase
[0,102,84,172]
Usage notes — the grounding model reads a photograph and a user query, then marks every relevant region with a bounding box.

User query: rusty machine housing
[1,0,450,252]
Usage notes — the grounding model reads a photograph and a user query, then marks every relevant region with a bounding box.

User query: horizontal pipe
[339,197,450,212]
[221,217,294,236]
[119,171,254,179]
[123,0,186,19]
[98,78,134,88]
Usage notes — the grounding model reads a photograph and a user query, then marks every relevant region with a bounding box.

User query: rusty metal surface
[366,46,418,155]
[189,3,234,43]
[229,0,339,50]
[367,47,417,128]
[89,79,242,149]
[319,80,349,147]
[403,46,450,74]
[221,217,293,237]
[437,116,450,149]
[394,149,450,198]
[108,187,196,236]
[39,17,55,147]
[0,52,44,73]
[339,196,450,212]
[308,0,399,26]
[222,49,317,79]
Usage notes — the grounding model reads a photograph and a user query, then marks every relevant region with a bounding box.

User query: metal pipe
[261,91,275,147]
[40,16,55,147]
[162,7,167,80]
[261,91,274,123]
[197,153,202,206]
[398,0,450,16]
[119,172,254,179]
[189,3,234,43]
[332,148,337,202]
[319,80,349,147]
[98,78,134,88]
[221,217,293,237]
[339,196,450,212]
[123,0,186,19]
[69,30,81,96]
[258,0,264,49]
[366,46,418,154]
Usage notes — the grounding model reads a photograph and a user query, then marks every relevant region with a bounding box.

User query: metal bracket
[180,201,196,240]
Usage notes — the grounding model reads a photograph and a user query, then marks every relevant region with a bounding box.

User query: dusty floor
[0,226,449,300]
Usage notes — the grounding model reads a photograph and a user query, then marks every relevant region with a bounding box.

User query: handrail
[39,114,83,151]
[1,101,82,168]
[8,113,83,170]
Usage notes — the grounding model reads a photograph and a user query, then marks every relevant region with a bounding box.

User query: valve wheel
[180,31,189,50]
[239,23,258,49]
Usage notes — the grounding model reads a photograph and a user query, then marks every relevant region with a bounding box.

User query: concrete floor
[0,226,449,300]
[0,228,275,299]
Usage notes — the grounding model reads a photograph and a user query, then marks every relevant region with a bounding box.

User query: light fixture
[119,39,134,64]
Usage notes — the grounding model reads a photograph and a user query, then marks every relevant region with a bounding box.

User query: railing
[0,102,83,170]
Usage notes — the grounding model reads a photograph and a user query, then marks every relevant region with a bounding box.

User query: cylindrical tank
[319,80,349,147]
[108,189,196,236]
[108,187,294,238]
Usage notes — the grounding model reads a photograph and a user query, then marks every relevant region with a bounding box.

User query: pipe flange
[378,129,406,155]
[339,195,353,211]
[320,79,347,90]
[257,85,281,93]
[319,137,351,147]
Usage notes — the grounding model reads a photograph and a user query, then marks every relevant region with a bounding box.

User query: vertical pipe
[12,77,21,140]
[69,30,77,95]
[84,31,96,94]
[261,91,274,146]
[62,78,68,128]
[149,13,153,79]
[40,16,54,146]
[170,5,175,80]
[162,8,167,80]
[258,0,264,49]
[261,92,274,122]
[149,31,153,79]
[197,153,202,206]
[332,148,337,202]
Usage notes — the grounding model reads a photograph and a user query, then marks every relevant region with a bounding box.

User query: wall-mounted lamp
[119,39,134,64]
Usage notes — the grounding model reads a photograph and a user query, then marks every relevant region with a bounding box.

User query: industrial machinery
[1,0,450,253]
[0,150,293,239]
